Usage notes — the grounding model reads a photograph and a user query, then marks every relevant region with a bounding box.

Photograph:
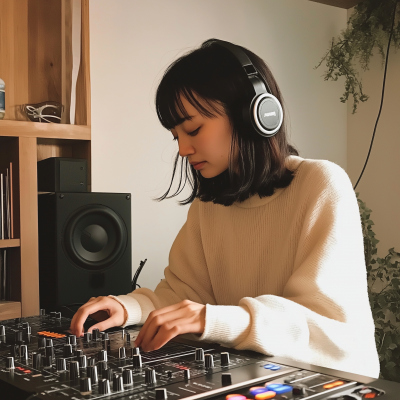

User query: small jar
[0,78,5,120]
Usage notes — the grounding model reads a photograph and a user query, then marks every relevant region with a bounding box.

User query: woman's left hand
[134,300,206,352]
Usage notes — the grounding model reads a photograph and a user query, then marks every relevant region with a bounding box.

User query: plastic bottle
[0,78,5,120]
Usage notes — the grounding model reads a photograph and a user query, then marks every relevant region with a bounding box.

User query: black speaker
[38,192,132,311]
[37,157,88,192]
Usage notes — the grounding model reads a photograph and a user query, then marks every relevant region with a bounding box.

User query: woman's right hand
[69,296,126,337]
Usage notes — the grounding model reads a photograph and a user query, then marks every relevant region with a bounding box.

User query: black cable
[132,259,147,290]
[353,0,398,190]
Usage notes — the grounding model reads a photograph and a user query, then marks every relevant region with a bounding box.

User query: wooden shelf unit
[0,0,91,319]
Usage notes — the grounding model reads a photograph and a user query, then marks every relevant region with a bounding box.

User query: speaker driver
[63,205,128,271]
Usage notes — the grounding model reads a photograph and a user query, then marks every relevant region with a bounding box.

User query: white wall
[89,0,347,291]
[347,9,400,258]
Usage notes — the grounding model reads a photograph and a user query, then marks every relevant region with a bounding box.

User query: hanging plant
[314,0,400,114]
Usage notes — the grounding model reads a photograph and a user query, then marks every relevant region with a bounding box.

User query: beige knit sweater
[113,156,380,378]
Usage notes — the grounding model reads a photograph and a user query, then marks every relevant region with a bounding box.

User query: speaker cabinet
[38,192,132,310]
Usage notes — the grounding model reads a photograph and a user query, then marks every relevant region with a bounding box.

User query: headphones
[214,40,283,138]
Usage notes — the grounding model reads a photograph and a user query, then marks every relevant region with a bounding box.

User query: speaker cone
[63,205,128,271]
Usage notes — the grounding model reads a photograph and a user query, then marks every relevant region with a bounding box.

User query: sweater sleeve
[112,199,217,327]
[198,161,380,378]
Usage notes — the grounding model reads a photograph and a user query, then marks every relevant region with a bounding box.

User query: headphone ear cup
[250,93,283,137]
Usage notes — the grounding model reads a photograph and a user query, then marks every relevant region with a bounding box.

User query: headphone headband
[214,40,273,95]
[213,39,283,138]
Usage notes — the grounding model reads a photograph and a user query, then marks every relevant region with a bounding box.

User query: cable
[132,259,147,290]
[353,0,398,190]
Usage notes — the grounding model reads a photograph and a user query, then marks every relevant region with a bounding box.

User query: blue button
[270,366,281,371]
[264,364,281,371]
[249,388,269,395]
[265,384,281,390]
[266,384,292,394]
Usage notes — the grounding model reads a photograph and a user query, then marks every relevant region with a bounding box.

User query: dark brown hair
[155,38,299,206]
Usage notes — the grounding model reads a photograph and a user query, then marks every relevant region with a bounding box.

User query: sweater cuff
[109,293,155,327]
[199,304,251,346]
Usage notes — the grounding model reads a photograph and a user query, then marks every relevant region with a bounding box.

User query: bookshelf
[0,0,91,319]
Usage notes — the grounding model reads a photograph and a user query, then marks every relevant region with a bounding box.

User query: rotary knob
[63,344,73,358]
[19,345,28,361]
[44,355,53,368]
[145,368,156,384]
[50,312,57,318]
[38,337,46,349]
[75,349,83,357]
[40,309,46,315]
[98,361,108,373]
[56,358,67,371]
[103,338,111,352]
[195,348,204,362]
[221,352,230,366]
[0,325,5,336]
[118,347,126,359]
[113,374,124,392]
[45,346,54,358]
[84,332,92,343]
[92,328,100,341]
[15,331,23,343]
[101,332,109,340]
[87,357,95,366]
[204,354,214,369]
[184,369,190,380]
[46,339,53,347]
[156,388,168,400]
[123,369,133,386]
[131,347,140,356]
[69,361,80,379]
[80,377,92,395]
[99,378,111,395]
[68,335,77,346]
[132,354,142,368]
[32,353,41,369]
[222,373,232,386]
[98,349,108,362]
[125,332,131,343]
[78,355,87,368]
[102,368,113,381]
[6,357,15,369]
[87,365,98,384]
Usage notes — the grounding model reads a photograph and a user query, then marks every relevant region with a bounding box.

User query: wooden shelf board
[0,301,21,320]
[0,120,90,140]
[0,239,21,249]
[309,0,362,8]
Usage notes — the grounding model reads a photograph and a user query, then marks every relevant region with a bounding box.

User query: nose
[178,135,195,158]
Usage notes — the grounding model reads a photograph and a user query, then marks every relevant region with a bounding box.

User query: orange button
[226,395,246,400]
[364,394,376,399]
[255,391,276,400]
[323,380,344,389]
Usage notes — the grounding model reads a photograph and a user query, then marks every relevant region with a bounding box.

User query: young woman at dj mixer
[70,39,379,378]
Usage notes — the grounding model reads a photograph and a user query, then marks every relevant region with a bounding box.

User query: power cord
[132,259,147,290]
[353,0,398,190]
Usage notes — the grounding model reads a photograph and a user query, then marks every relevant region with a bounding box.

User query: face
[171,95,233,178]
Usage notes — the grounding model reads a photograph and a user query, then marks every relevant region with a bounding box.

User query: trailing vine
[315,0,400,113]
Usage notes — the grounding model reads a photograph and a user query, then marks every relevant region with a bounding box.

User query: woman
[70,39,379,378]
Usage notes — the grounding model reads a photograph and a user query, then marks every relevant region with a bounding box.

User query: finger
[143,317,197,352]
[88,314,123,333]
[70,298,101,332]
[135,302,187,346]
[70,300,108,336]
[138,307,190,350]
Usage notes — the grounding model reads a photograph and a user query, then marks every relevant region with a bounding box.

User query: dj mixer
[0,311,399,400]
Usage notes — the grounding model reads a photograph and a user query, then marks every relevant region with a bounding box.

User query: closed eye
[188,127,200,136]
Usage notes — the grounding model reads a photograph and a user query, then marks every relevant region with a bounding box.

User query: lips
[190,161,206,170]
[190,161,205,166]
